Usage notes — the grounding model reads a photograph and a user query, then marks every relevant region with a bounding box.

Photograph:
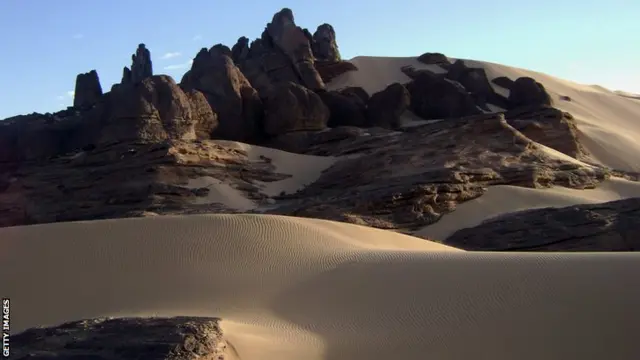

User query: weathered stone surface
[445,197,640,251]
[312,23,340,62]
[73,70,103,109]
[181,48,263,143]
[12,317,229,360]
[406,72,481,119]
[266,113,609,233]
[505,105,587,159]
[509,77,553,109]
[445,61,509,109]
[492,76,514,90]
[99,75,217,144]
[366,83,410,128]
[231,36,250,64]
[263,82,329,136]
[339,86,369,104]
[317,90,367,127]
[265,8,325,90]
[130,43,153,83]
[417,52,451,66]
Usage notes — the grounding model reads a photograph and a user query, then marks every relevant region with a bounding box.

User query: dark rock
[406,72,481,120]
[231,36,250,64]
[99,75,217,144]
[265,8,325,90]
[11,317,228,360]
[508,77,553,109]
[444,197,640,251]
[417,52,450,66]
[317,90,367,127]
[315,60,358,83]
[446,62,509,110]
[130,43,153,83]
[492,76,514,89]
[263,82,329,136]
[339,86,370,105]
[366,83,410,129]
[312,23,341,62]
[209,43,232,58]
[560,95,572,101]
[73,70,103,109]
[181,48,263,143]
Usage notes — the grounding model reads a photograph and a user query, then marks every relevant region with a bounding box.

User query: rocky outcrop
[130,43,153,83]
[505,105,586,159]
[268,113,608,232]
[314,60,358,83]
[492,76,514,90]
[445,60,509,110]
[312,23,340,62]
[98,75,217,144]
[417,52,451,67]
[508,77,553,109]
[340,86,369,104]
[265,8,324,90]
[406,72,481,119]
[181,47,264,143]
[317,90,367,127]
[73,70,103,109]
[12,317,229,360]
[444,197,640,251]
[231,36,250,64]
[263,82,329,136]
[366,83,410,128]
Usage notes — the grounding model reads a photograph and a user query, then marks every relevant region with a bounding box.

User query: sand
[3,214,640,360]
[4,55,640,359]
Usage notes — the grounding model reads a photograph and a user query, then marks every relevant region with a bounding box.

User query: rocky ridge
[0,7,636,253]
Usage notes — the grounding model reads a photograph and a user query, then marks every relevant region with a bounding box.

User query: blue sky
[0,0,638,119]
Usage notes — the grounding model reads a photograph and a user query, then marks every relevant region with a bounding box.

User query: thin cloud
[160,52,182,60]
[192,34,202,41]
[72,33,84,39]
[164,59,193,70]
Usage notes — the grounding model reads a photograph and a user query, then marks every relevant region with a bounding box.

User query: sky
[0,0,638,119]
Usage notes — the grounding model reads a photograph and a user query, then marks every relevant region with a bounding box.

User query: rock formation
[406,72,481,119]
[312,23,341,62]
[508,76,553,109]
[73,70,103,109]
[130,43,153,83]
[181,46,263,143]
[12,317,229,360]
[317,89,367,127]
[417,52,451,67]
[263,82,329,136]
[366,83,410,128]
[445,60,509,110]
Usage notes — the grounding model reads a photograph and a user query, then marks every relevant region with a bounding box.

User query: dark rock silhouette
[417,52,451,67]
[263,82,329,136]
[73,70,103,109]
[366,83,410,129]
[406,72,481,119]
[317,90,367,127]
[446,60,509,110]
[312,23,341,62]
[509,77,553,109]
[130,43,153,83]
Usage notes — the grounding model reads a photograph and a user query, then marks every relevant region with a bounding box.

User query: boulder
[508,77,553,109]
[317,90,367,127]
[73,70,103,109]
[417,52,451,66]
[366,83,410,129]
[492,76,514,90]
[99,75,217,143]
[315,60,358,83]
[181,48,264,143]
[340,86,370,105]
[446,62,509,110]
[130,43,153,83]
[312,23,341,62]
[406,72,481,119]
[263,82,329,136]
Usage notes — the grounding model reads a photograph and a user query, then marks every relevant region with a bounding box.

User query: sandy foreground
[2,214,640,360]
[3,56,640,359]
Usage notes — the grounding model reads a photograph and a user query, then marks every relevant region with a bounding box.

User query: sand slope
[2,214,640,359]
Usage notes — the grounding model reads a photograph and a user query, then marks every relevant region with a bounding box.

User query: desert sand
[3,214,640,360]
[4,55,640,359]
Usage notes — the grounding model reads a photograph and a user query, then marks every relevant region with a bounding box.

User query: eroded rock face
[312,23,340,62]
[417,52,451,67]
[130,43,153,83]
[445,197,640,251]
[263,82,329,136]
[366,83,410,128]
[181,47,263,143]
[99,75,217,144]
[406,72,481,119]
[73,70,103,109]
[12,317,229,360]
[509,77,553,109]
[314,60,358,83]
[445,61,509,110]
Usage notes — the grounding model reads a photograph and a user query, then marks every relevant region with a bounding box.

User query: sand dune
[3,214,640,360]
